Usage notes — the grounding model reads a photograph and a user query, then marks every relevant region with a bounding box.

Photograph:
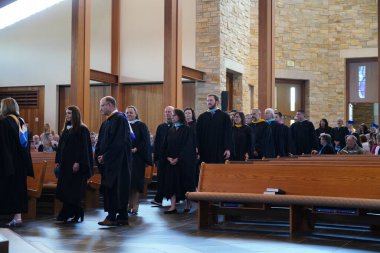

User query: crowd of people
[1,94,380,228]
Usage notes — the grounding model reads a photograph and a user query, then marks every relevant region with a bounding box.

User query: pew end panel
[25,161,47,219]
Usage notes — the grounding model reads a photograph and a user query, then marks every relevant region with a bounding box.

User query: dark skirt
[162,164,185,201]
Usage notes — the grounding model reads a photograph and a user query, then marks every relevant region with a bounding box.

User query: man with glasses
[95,96,132,226]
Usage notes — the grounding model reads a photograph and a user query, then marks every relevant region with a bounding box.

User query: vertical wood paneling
[0,86,44,136]
[124,84,163,134]
[183,82,195,110]
[58,85,110,134]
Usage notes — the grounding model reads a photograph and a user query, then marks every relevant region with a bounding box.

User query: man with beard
[196,94,232,163]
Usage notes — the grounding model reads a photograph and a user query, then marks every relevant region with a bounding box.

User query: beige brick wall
[196,0,377,125]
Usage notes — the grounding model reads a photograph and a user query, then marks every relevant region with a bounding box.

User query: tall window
[347,58,378,126]
[358,65,366,99]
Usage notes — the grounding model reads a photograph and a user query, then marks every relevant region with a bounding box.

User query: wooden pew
[25,161,47,219]
[187,162,380,234]
[31,152,102,213]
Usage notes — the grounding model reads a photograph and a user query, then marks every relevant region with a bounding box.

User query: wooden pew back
[27,161,47,198]
[199,163,380,199]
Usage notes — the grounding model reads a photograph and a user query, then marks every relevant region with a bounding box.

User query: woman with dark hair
[125,105,151,215]
[231,112,253,161]
[359,123,370,135]
[315,119,332,137]
[161,109,196,213]
[0,97,33,227]
[315,118,332,149]
[184,107,196,128]
[55,105,93,223]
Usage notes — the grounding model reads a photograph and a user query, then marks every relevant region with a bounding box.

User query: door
[275,79,305,126]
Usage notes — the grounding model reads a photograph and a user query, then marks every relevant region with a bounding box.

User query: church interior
[1,0,380,252]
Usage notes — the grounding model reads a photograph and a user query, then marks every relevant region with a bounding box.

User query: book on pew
[313,207,358,215]
[263,188,286,195]
[221,202,243,207]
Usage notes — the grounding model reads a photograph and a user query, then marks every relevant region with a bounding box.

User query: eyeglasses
[100,102,109,107]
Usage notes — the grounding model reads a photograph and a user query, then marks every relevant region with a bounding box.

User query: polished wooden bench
[25,160,47,219]
[187,162,380,234]
[31,152,101,213]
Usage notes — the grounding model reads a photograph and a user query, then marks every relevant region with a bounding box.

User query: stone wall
[195,0,221,114]
[274,0,377,126]
[328,0,378,127]
[220,0,251,112]
[195,0,378,125]
[195,0,251,115]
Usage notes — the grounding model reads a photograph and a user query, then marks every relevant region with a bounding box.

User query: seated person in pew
[371,133,380,155]
[311,133,335,155]
[337,135,364,155]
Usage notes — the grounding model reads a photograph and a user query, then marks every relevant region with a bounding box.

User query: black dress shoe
[164,209,177,214]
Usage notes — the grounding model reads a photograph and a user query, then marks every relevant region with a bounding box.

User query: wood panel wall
[0,86,45,136]
[59,81,195,135]
[58,85,110,133]
[123,81,195,134]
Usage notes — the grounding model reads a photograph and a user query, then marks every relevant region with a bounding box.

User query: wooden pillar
[258,0,274,112]
[164,0,183,109]
[71,0,91,124]
[111,0,123,110]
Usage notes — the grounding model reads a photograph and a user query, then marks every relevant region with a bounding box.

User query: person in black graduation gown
[248,109,273,158]
[0,97,33,227]
[290,110,318,155]
[265,108,291,157]
[315,118,333,149]
[331,118,350,152]
[311,133,335,155]
[196,94,232,163]
[55,105,93,223]
[161,109,196,213]
[95,96,132,226]
[151,106,174,206]
[126,106,152,215]
[231,112,253,161]
[184,107,199,187]
[274,112,292,156]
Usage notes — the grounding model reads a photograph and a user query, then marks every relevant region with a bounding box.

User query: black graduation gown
[152,122,172,202]
[153,122,172,163]
[290,120,318,155]
[130,121,152,193]
[161,125,196,200]
[248,120,273,158]
[55,125,93,206]
[95,112,132,212]
[0,116,33,214]
[331,126,350,149]
[269,120,291,157]
[196,110,232,163]
[231,125,253,161]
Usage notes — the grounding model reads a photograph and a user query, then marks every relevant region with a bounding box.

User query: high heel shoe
[6,219,22,227]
